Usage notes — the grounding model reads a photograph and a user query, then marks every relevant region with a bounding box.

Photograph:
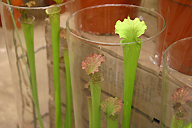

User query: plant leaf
[115,16,147,43]
[81,54,105,75]
[172,87,192,105]
[101,97,123,116]
[54,0,63,4]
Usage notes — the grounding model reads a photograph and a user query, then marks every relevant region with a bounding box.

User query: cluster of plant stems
[82,42,140,128]
[81,54,122,128]
[6,0,72,128]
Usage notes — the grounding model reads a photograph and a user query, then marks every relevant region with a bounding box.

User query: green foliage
[115,16,147,43]
[54,0,63,4]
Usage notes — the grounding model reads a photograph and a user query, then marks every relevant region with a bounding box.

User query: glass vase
[162,37,192,128]
[155,0,192,67]
[0,0,74,128]
[66,4,165,128]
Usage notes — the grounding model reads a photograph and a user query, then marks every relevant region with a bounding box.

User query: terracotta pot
[156,0,192,75]
[11,0,22,28]
[75,0,141,35]
[44,0,56,5]
[1,0,22,29]
[1,0,13,29]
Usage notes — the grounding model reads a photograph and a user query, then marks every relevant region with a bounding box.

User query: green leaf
[115,16,147,43]
[54,0,63,4]
[183,122,192,128]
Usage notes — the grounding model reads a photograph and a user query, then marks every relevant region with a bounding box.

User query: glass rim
[0,0,74,10]
[163,36,192,88]
[66,4,166,46]
[169,0,192,8]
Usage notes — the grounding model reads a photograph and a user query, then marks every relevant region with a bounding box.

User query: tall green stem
[20,16,44,128]
[170,115,184,128]
[46,6,62,128]
[122,43,141,128]
[106,114,118,128]
[88,97,93,128]
[90,81,102,128]
[63,49,72,128]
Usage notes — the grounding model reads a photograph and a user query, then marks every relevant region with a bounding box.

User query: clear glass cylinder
[0,1,73,128]
[156,0,192,66]
[66,4,165,128]
[162,37,192,128]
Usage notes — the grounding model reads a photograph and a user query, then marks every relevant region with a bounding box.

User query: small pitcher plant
[82,54,105,128]
[82,54,123,128]
[46,1,73,128]
[46,2,62,127]
[115,16,147,128]
[81,16,147,128]
[7,1,44,127]
[171,87,192,128]
[101,97,123,128]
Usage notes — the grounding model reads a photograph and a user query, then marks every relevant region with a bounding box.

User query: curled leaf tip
[115,16,147,43]
[81,54,105,75]
[172,87,192,105]
[46,5,61,15]
[25,1,36,7]
[82,82,91,97]
[18,1,36,19]
[101,97,123,116]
